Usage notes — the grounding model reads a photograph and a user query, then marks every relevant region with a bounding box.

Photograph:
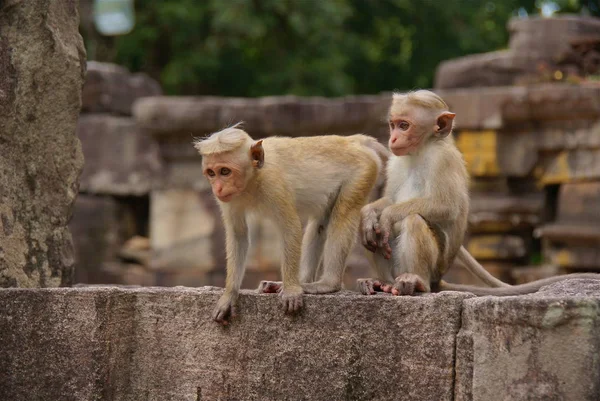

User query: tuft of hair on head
[193,122,252,156]
[390,89,449,116]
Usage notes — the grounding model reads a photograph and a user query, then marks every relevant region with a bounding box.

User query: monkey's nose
[390,137,397,144]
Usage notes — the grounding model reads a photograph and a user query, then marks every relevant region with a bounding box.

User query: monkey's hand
[360,206,381,253]
[213,293,238,325]
[279,285,304,314]
[378,210,394,259]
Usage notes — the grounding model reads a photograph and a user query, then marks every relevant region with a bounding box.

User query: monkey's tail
[455,246,510,288]
[438,273,600,296]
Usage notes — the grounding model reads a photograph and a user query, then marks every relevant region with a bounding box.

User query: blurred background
[72,0,600,289]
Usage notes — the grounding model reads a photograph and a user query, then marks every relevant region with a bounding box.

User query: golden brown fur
[195,127,387,323]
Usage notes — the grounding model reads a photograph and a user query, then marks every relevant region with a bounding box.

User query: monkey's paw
[212,294,237,325]
[389,273,429,296]
[356,278,392,295]
[257,280,283,293]
[279,286,304,314]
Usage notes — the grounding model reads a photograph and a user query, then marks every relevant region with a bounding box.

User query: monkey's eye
[220,167,231,176]
[399,121,410,130]
[389,121,395,129]
[206,169,216,177]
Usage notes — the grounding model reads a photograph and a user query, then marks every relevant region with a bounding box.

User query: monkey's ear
[434,112,456,138]
[250,140,264,168]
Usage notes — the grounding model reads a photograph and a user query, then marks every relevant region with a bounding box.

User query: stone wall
[1,279,599,400]
[0,0,86,287]
[70,61,162,285]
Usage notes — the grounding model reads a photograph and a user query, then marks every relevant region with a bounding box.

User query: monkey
[194,124,388,324]
[357,90,600,297]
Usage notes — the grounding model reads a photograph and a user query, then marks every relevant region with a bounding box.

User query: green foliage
[86,0,593,96]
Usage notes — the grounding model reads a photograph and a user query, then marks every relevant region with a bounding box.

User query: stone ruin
[1,5,600,399]
[73,16,600,290]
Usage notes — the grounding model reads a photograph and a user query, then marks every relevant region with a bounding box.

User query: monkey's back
[259,135,381,218]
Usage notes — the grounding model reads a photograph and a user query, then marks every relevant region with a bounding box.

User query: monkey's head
[387,90,456,156]
[193,124,264,203]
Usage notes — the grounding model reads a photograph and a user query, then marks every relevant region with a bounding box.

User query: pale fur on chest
[386,153,432,203]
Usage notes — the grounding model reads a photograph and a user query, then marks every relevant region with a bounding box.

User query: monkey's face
[388,114,428,156]
[203,153,250,203]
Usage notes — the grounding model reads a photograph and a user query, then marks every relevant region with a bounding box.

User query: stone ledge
[132,94,389,139]
[1,280,599,401]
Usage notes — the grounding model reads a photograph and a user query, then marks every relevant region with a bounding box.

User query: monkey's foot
[386,273,429,296]
[301,281,341,294]
[212,294,237,325]
[279,286,304,314]
[257,280,283,293]
[356,278,392,295]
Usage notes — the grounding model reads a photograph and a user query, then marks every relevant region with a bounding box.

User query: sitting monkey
[194,124,388,324]
[359,90,600,296]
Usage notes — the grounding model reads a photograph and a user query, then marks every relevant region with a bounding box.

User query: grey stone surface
[0,287,467,401]
[2,281,600,400]
[133,94,389,140]
[77,114,162,196]
[82,61,162,116]
[456,279,600,401]
[435,16,600,90]
[0,0,86,287]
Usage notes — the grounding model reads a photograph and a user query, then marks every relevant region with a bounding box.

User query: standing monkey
[359,90,599,296]
[194,125,387,324]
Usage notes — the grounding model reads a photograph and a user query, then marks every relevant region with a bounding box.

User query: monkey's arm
[213,211,249,324]
[361,197,393,252]
[381,198,455,224]
[377,198,455,258]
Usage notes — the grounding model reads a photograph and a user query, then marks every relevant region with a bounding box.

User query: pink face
[388,116,425,156]
[202,154,248,203]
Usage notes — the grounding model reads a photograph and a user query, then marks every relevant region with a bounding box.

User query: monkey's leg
[357,251,395,295]
[258,219,325,293]
[389,214,439,296]
[302,206,360,294]
[300,219,326,283]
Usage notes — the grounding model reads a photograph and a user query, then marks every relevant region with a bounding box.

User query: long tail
[455,246,510,288]
[439,273,600,296]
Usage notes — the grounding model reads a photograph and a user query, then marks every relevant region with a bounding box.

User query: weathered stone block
[150,189,218,273]
[502,84,600,123]
[0,0,86,287]
[435,50,534,90]
[437,87,527,130]
[133,95,389,140]
[466,234,528,261]
[468,193,542,233]
[435,16,600,90]
[0,287,467,401]
[0,287,116,401]
[508,16,600,59]
[70,195,121,284]
[539,149,600,185]
[82,61,162,116]
[77,114,162,196]
[456,279,600,401]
